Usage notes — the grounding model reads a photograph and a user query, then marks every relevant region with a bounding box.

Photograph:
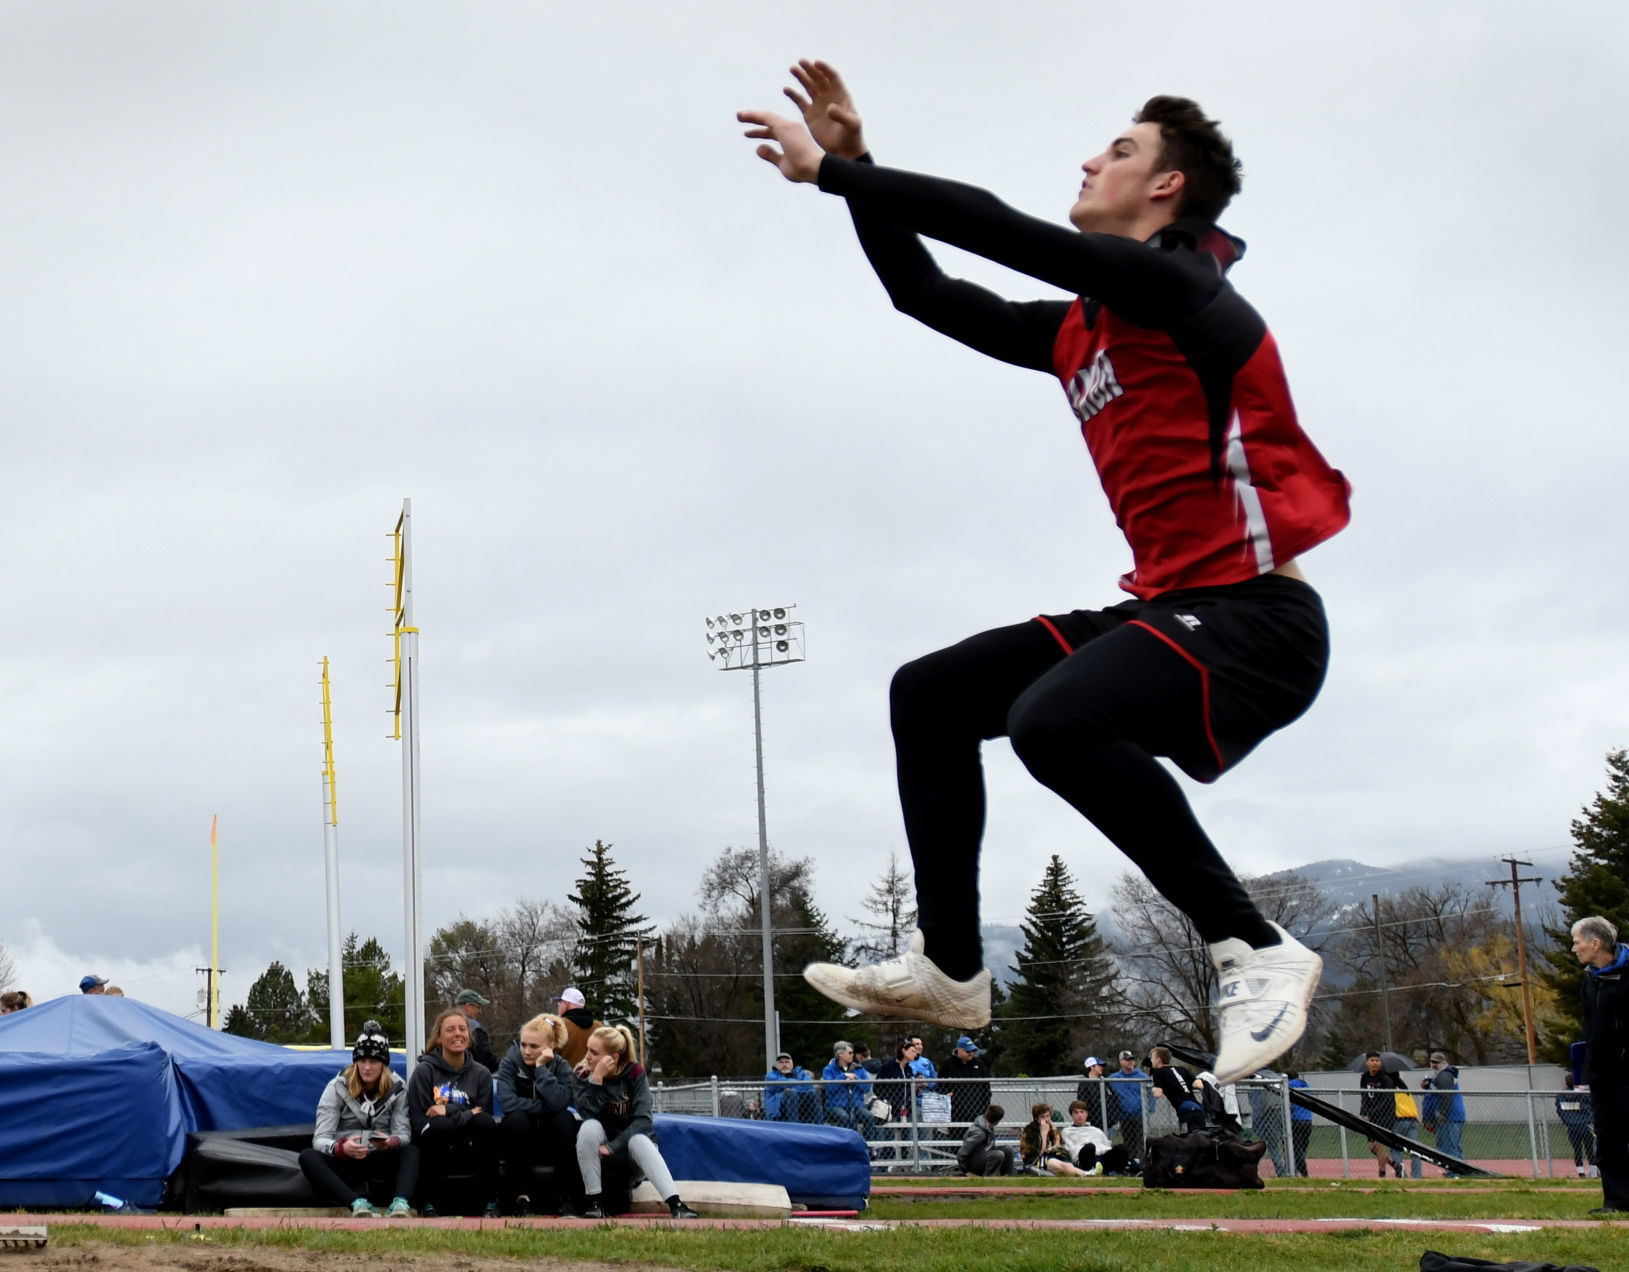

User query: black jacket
[495,1042,574,1120]
[465,1014,499,1073]
[1583,944,1629,1085]
[407,1049,494,1139]
[939,1053,991,1123]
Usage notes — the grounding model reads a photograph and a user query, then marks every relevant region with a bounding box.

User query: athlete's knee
[890,652,957,730]
[1007,690,1119,779]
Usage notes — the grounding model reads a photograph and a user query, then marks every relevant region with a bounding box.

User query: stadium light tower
[704,605,806,1072]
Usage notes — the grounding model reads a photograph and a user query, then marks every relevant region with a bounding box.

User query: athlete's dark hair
[1133,96,1242,223]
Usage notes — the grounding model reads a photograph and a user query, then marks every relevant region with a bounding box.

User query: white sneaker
[1209,922,1322,1085]
[802,929,991,1028]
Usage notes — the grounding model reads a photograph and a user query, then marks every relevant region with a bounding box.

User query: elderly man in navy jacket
[1575,915,1629,1215]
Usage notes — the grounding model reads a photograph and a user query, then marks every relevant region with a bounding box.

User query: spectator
[1575,913,1628,1215]
[298,1026,416,1218]
[1107,1050,1150,1153]
[571,1024,698,1220]
[939,1035,991,1125]
[821,1041,877,1139]
[104,986,125,998]
[1060,1099,1132,1175]
[875,1038,921,1166]
[1193,1069,1243,1136]
[0,990,32,1014]
[1286,1071,1313,1177]
[854,1042,881,1076]
[454,989,499,1072]
[1019,1103,1089,1177]
[79,975,107,995]
[1248,1071,1290,1177]
[957,1103,1013,1176]
[1075,1056,1116,1137]
[1420,1049,1467,1176]
[555,987,600,1067]
[408,1007,500,1218]
[1149,1047,1204,1135]
[1357,1051,1403,1178]
[1556,1075,1597,1179]
[764,1052,821,1124]
[495,1013,578,1216]
[1388,1078,1423,1179]
[907,1035,938,1089]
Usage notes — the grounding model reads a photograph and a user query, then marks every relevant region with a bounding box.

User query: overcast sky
[2,1,1623,1022]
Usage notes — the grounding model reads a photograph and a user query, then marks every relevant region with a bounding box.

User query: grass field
[25,1181,1628,1272]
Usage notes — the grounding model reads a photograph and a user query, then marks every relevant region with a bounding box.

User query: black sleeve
[843,155,1069,373]
[820,155,1219,331]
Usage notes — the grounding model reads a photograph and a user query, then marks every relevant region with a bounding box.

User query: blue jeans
[774,1091,821,1124]
[1434,1118,1464,1167]
[825,1105,878,1141]
[1390,1118,1423,1177]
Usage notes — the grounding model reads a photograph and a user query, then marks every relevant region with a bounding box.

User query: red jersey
[818,157,1352,598]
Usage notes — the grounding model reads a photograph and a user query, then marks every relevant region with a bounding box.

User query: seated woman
[571,1024,699,1220]
[298,1025,417,1217]
[1019,1103,1090,1177]
[407,1007,500,1217]
[496,1012,579,1216]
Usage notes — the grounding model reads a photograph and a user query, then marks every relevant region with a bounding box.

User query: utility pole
[1488,856,1543,1066]
[1372,893,1394,1053]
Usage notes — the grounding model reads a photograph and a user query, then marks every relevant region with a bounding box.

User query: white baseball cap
[559,987,586,1008]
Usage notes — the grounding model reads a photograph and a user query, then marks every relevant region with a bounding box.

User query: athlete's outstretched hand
[737,108,824,183]
[784,59,867,160]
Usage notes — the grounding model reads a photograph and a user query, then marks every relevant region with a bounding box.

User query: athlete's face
[1070,121,1180,235]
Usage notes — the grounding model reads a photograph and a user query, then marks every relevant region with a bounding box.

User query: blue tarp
[653,1113,871,1210]
[0,996,385,1207]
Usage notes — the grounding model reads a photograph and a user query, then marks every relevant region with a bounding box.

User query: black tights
[891,619,1274,980]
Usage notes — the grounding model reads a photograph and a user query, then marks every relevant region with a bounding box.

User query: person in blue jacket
[1556,1074,1597,1178]
[1420,1050,1467,1175]
[764,1051,821,1123]
[1106,1051,1150,1156]
[1287,1070,1314,1177]
[821,1040,877,1139]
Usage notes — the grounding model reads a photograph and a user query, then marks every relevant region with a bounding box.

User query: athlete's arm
[738,109,1215,327]
[773,63,1065,371]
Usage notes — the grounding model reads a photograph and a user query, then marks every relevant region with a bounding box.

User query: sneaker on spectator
[385,1197,412,1218]
[802,929,991,1028]
[1208,922,1321,1085]
[349,1198,380,1218]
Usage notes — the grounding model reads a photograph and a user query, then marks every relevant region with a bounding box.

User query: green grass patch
[42,1222,1629,1272]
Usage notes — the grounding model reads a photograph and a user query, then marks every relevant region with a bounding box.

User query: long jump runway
[9,1213,1620,1235]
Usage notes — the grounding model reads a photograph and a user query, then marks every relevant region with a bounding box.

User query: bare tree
[1109,869,1335,1057]
[0,940,16,994]
[850,849,917,962]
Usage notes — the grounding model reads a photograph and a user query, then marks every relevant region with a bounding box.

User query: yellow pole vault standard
[210,814,220,1029]
[320,658,346,1050]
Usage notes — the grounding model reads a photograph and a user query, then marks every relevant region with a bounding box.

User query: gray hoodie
[312,1067,410,1154]
[573,1062,653,1155]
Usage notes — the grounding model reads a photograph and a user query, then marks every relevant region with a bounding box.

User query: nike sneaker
[1209,922,1321,1085]
[802,929,991,1028]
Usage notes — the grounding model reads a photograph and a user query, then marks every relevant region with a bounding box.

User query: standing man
[455,989,498,1073]
[940,1036,992,1125]
[555,987,601,1068]
[1420,1050,1467,1175]
[1574,915,1629,1215]
[1076,1056,1116,1137]
[1107,1051,1149,1157]
[743,60,1345,1085]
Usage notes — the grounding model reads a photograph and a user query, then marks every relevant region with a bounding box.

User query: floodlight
[730,613,743,624]
[774,624,787,636]
[775,640,789,653]
[773,608,787,620]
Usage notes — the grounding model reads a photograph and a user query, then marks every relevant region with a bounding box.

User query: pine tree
[850,849,918,962]
[242,960,312,1044]
[1540,749,1629,1058]
[999,855,1121,1075]
[309,933,407,1045]
[568,840,655,1024]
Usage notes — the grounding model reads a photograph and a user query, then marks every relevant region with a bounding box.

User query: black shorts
[1033,573,1329,783]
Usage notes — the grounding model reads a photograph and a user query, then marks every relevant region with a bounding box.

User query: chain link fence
[649,1074,1603,1179]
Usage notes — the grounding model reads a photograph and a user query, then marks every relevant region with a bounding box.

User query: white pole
[751,610,777,1072]
[399,500,426,1070]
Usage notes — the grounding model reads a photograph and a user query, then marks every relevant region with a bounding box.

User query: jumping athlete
[738,61,1350,1084]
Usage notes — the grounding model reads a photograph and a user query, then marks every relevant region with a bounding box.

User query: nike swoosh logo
[1250,1005,1290,1043]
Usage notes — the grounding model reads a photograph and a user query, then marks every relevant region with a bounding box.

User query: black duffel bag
[1142,1129,1265,1190]
[1420,1255,1600,1272]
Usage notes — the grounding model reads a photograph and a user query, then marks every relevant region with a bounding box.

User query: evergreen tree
[999,856,1121,1075]
[309,933,407,1045]
[222,1003,257,1037]
[850,849,918,962]
[568,840,655,1024]
[242,960,312,1044]
[1540,749,1629,1058]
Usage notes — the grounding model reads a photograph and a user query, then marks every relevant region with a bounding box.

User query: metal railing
[649,1074,1603,1179]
